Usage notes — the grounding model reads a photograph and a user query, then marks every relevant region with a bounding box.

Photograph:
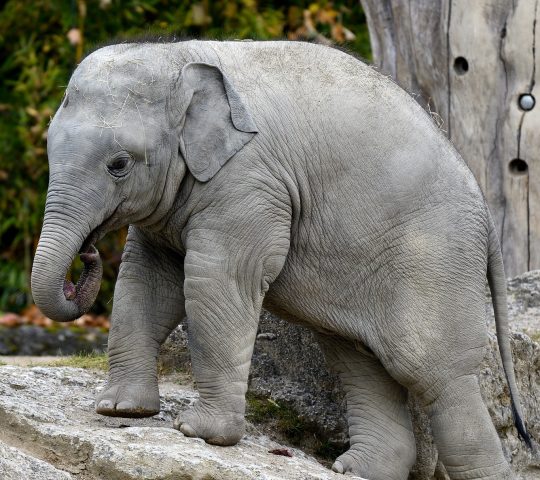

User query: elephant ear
[178,62,258,182]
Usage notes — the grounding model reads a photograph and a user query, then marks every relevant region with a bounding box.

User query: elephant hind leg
[316,333,416,480]
[373,285,513,480]
[423,374,512,480]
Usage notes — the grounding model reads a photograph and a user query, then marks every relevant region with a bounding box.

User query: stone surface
[493,270,540,339]
[0,355,64,366]
[0,440,73,479]
[250,310,347,445]
[0,365,361,480]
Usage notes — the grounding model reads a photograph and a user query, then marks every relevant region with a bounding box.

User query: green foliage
[0,0,370,314]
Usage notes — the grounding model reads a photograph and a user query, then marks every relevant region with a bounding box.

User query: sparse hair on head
[84,30,195,60]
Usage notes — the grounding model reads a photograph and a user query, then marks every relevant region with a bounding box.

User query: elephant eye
[106,152,134,178]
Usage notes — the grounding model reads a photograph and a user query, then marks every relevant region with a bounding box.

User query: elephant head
[31,45,257,321]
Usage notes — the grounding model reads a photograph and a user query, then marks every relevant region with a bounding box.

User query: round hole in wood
[509,158,528,175]
[453,57,469,75]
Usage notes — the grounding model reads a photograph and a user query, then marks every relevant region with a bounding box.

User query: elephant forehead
[68,96,166,137]
[68,52,172,111]
[53,74,170,152]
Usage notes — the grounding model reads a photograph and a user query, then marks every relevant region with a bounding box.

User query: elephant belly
[263,241,392,339]
[264,191,488,343]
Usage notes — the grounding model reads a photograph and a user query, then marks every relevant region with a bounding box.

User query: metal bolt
[519,93,535,111]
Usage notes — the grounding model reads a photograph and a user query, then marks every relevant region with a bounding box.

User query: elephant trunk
[31,197,103,322]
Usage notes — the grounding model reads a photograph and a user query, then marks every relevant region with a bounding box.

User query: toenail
[116,401,135,411]
[97,400,114,410]
[179,423,197,437]
[332,460,344,474]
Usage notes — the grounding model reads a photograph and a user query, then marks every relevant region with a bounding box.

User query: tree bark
[361,0,540,277]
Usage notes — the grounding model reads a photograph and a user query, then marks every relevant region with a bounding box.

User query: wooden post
[360,0,540,276]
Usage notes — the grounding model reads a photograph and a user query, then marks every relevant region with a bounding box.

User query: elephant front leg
[96,227,185,418]
[174,249,268,446]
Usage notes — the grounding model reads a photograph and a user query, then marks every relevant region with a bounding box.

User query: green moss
[46,352,109,371]
[530,332,540,343]
[45,351,191,378]
[44,352,190,379]
[246,392,347,463]
[157,356,189,377]
[246,393,282,423]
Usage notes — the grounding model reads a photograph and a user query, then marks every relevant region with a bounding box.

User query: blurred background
[0,1,371,353]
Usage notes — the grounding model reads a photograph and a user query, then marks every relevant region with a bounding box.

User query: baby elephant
[32,40,530,479]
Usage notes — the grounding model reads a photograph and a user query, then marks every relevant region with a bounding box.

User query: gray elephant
[31,40,530,480]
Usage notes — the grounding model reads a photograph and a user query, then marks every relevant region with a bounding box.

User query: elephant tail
[486,210,532,448]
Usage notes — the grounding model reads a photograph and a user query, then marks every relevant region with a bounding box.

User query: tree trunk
[361,0,540,277]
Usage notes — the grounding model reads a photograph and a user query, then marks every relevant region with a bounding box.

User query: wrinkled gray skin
[31,41,529,480]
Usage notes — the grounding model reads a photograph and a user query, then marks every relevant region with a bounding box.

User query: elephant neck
[133,156,189,228]
[138,173,197,254]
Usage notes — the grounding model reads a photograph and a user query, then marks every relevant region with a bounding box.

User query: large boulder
[0,365,357,480]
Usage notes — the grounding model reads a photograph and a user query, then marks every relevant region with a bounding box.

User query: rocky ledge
[0,365,359,480]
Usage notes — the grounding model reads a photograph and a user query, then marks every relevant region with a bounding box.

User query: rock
[158,324,191,374]
[250,311,347,445]
[478,332,540,474]
[257,332,278,341]
[15,271,536,478]
[0,440,73,479]
[491,270,540,339]
[0,365,361,480]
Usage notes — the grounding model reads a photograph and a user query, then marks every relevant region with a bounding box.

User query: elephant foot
[331,446,409,480]
[332,450,368,477]
[173,402,245,446]
[95,382,160,418]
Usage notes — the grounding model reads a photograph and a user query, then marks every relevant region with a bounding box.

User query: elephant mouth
[62,206,121,303]
[79,204,122,254]
[79,228,102,256]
